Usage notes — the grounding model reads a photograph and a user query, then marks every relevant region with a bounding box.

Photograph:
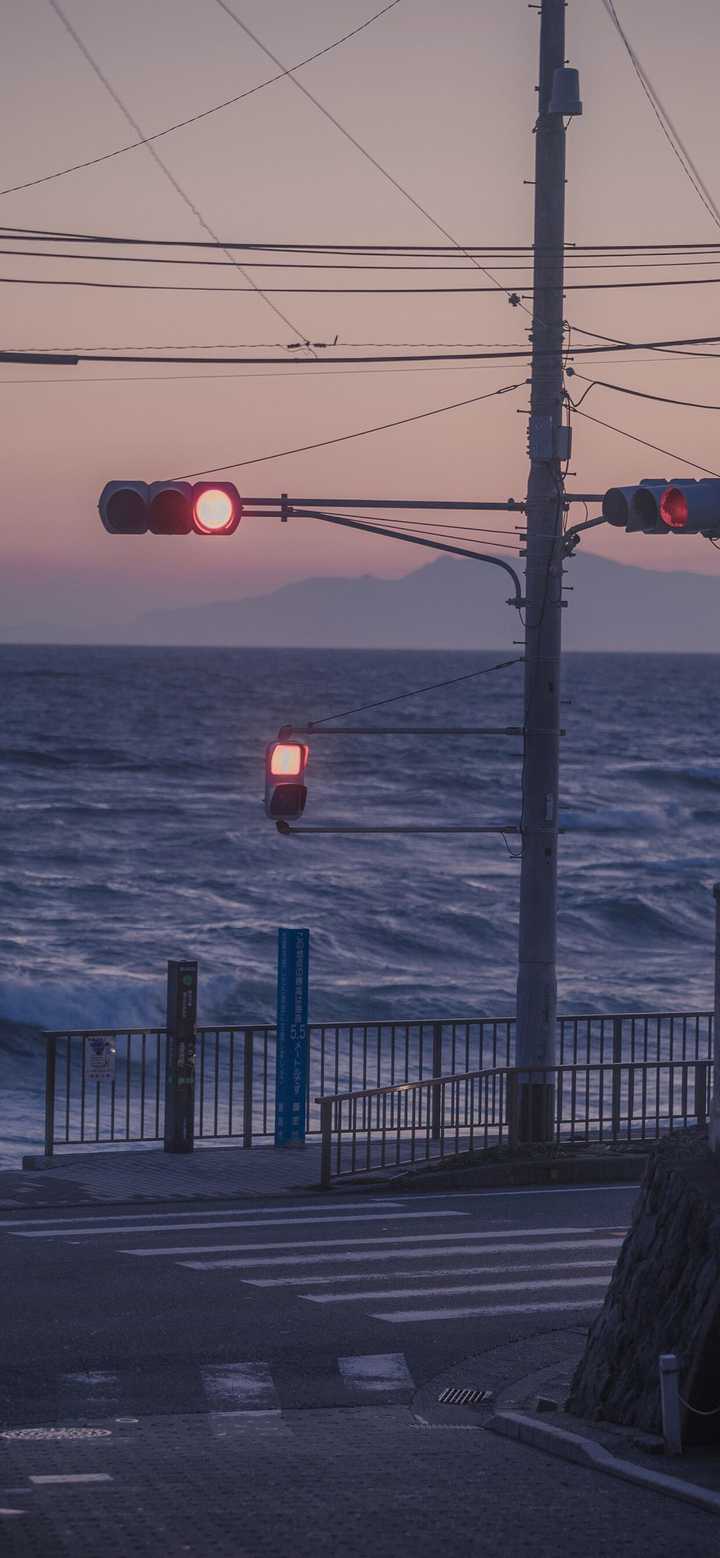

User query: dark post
[164,959,197,1153]
[611,1016,623,1141]
[243,1028,254,1149]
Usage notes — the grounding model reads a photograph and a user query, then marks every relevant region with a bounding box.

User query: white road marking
[375,1298,604,1322]
[0,1200,403,1231]
[128,1226,625,1258]
[208,1410,290,1438]
[201,1362,279,1412]
[178,1236,626,1270]
[245,1257,617,1287]
[305,1274,611,1304]
[339,1354,414,1394]
[29,1474,112,1485]
[19,1210,465,1240]
[0,1508,27,1516]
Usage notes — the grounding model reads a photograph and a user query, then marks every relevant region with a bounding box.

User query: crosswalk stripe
[244,1257,617,1287]
[124,1224,625,1257]
[374,1298,604,1322]
[339,1354,414,1394]
[177,1236,625,1270]
[0,1200,403,1231]
[304,1274,612,1304]
[19,1210,466,1241]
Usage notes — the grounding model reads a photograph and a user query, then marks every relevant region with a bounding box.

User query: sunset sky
[2,0,720,638]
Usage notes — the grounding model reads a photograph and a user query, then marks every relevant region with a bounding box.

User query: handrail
[315,1055,711,1108]
[42,1008,713,1040]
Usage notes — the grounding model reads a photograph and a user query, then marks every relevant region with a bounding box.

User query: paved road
[2,1184,633,1423]
[3,1182,718,1556]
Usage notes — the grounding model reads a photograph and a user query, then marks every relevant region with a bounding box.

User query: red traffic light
[659,487,689,530]
[265,741,309,821]
[192,482,242,535]
[99,480,242,535]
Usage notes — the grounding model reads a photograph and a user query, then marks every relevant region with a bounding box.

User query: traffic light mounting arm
[289,507,524,610]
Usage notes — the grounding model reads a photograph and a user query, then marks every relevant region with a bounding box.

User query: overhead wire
[174,379,525,477]
[0,1,402,198]
[308,656,525,726]
[600,0,720,232]
[569,404,720,478]
[44,0,316,353]
[567,371,720,414]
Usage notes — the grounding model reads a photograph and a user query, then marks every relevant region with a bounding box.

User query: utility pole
[516,0,578,1137]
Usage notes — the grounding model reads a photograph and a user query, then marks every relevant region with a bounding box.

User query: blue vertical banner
[275,928,310,1146]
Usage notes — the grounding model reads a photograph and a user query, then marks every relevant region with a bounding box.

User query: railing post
[711,884,720,1151]
[659,1354,683,1455]
[44,1034,57,1158]
[506,1068,519,1148]
[243,1028,254,1149]
[695,1060,708,1128]
[611,1016,623,1142]
[320,1097,333,1190]
[431,1022,442,1140]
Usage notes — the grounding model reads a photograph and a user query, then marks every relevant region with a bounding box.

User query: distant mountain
[133,551,720,652]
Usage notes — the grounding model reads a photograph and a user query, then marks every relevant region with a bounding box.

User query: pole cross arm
[289,508,524,609]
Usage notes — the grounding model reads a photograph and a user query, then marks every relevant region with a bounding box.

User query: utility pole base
[515,1081,555,1146]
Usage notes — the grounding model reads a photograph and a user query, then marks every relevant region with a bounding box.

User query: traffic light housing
[264,741,309,822]
[99,481,243,535]
[602,478,720,536]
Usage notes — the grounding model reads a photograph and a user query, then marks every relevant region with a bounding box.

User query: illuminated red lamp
[659,486,689,530]
[264,741,309,820]
[192,482,242,535]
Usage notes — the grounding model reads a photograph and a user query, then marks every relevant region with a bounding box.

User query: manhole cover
[1,1427,112,1441]
[437,1387,493,1407]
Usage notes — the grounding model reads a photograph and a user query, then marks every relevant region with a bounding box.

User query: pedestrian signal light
[265,741,309,821]
[99,480,243,535]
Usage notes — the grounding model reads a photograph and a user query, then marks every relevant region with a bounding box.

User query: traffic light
[264,740,309,822]
[602,478,720,536]
[98,481,242,535]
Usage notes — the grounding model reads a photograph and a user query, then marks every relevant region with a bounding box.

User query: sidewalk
[0,1142,327,1209]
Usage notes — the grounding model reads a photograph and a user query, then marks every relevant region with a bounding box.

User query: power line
[45,0,315,353]
[7,243,720,272]
[175,380,525,477]
[570,404,720,477]
[8,263,720,295]
[600,0,720,233]
[6,331,720,366]
[5,223,720,256]
[569,371,720,413]
[0,1,402,198]
[309,656,525,726]
[210,0,528,317]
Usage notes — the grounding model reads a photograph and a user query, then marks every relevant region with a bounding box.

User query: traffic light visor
[192,482,242,535]
[659,487,689,529]
[269,742,307,777]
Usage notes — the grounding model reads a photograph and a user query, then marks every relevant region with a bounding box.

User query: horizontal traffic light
[264,741,309,821]
[99,481,243,535]
[602,478,720,536]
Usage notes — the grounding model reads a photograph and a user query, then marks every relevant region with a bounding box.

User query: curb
[357,1154,648,1192]
[486,1411,720,1517]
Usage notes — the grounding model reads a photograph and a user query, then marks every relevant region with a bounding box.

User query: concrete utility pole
[516,0,576,1137]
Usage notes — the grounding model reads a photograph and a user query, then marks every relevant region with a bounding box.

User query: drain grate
[437,1387,493,1407]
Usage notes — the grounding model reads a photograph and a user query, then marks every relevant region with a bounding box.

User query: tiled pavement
[1,1143,327,1209]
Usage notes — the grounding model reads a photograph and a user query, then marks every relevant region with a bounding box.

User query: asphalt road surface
[2,1182,718,1556]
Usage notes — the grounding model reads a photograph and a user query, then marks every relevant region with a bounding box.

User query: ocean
[1,643,718,1166]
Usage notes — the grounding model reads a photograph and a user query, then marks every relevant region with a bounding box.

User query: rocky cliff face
[568,1133,720,1442]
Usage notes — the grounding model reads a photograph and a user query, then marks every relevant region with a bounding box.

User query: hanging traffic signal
[99,481,242,535]
[264,741,309,822]
[602,478,720,536]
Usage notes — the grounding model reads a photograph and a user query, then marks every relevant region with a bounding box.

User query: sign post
[275,929,309,1147]
[164,958,197,1153]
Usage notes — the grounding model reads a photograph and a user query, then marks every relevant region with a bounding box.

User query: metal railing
[318,1057,713,1187]
[41,1008,713,1156]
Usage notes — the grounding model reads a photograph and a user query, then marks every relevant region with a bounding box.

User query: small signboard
[275,928,309,1147]
[86,1036,116,1083]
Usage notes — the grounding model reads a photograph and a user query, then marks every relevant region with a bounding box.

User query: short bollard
[659,1353,682,1455]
